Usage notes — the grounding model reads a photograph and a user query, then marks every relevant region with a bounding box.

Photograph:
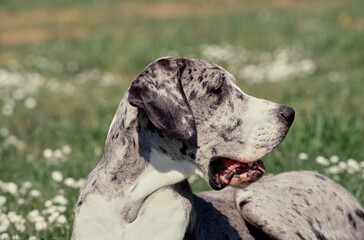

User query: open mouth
[209,158,267,190]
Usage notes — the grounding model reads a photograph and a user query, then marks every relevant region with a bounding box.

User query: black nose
[279,106,295,126]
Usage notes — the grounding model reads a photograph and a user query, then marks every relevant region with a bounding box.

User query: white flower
[56,215,67,225]
[330,155,340,164]
[12,235,20,240]
[27,209,40,219]
[53,194,68,205]
[29,236,39,240]
[298,152,309,160]
[43,148,53,159]
[22,181,32,189]
[0,196,6,207]
[35,221,48,231]
[48,212,60,223]
[44,200,53,208]
[17,198,25,205]
[326,165,342,175]
[347,159,360,173]
[316,156,329,166]
[360,161,364,168]
[64,177,75,187]
[338,161,347,170]
[14,223,25,232]
[52,171,63,182]
[0,128,9,137]
[56,206,67,213]
[62,145,72,155]
[3,182,18,195]
[24,97,37,109]
[29,189,41,198]
[75,178,85,188]
[2,105,13,116]
[0,233,9,240]
[12,89,25,101]
[53,149,63,159]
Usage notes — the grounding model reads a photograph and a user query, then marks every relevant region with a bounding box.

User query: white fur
[73,148,199,240]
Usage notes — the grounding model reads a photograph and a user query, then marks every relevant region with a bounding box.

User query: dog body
[72,57,364,240]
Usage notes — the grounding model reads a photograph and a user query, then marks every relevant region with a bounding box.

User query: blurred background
[0,0,364,238]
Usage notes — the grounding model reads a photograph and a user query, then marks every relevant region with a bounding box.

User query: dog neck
[73,97,199,239]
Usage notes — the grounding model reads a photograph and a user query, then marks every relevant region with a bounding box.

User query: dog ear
[128,57,196,141]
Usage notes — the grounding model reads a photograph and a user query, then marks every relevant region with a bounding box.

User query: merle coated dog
[72,57,364,240]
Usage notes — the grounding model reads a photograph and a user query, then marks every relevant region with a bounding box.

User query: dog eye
[210,84,222,95]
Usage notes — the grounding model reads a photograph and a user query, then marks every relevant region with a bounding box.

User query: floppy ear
[128,57,196,141]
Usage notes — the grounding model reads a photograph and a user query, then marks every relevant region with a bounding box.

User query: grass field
[1,0,364,238]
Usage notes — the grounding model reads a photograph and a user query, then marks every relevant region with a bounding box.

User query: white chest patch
[73,148,199,240]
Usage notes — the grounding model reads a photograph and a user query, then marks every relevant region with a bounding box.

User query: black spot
[188,68,192,75]
[303,198,311,206]
[292,207,302,216]
[159,147,167,154]
[111,174,118,181]
[77,201,83,207]
[295,232,305,240]
[189,90,197,101]
[236,92,244,100]
[312,228,327,240]
[348,213,357,229]
[220,133,232,142]
[355,208,364,222]
[188,152,195,159]
[314,174,326,180]
[92,180,97,186]
[239,200,250,208]
[211,147,217,155]
[180,142,188,155]
[202,81,207,88]
[337,206,343,213]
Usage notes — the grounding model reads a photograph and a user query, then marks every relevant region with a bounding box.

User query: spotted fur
[72,57,364,240]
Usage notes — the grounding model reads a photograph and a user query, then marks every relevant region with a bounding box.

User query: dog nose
[279,106,295,126]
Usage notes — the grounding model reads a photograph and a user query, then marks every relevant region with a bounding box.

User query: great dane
[72,57,364,239]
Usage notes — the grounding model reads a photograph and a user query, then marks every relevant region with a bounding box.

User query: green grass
[1,0,364,238]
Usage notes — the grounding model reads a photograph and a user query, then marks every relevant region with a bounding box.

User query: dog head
[128,57,294,190]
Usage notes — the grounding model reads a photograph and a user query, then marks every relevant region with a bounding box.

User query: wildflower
[62,145,72,155]
[27,210,40,219]
[338,161,347,170]
[316,156,329,166]
[0,233,9,240]
[29,236,39,240]
[330,155,340,164]
[3,182,18,195]
[48,212,60,223]
[12,89,25,101]
[17,198,25,205]
[52,171,63,182]
[0,128,9,137]
[35,221,48,231]
[2,105,13,116]
[64,177,75,187]
[29,189,41,198]
[24,97,37,109]
[53,194,68,205]
[0,196,5,207]
[53,149,63,159]
[56,206,67,213]
[14,223,25,232]
[44,200,53,208]
[326,165,341,175]
[12,235,20,240]
[298,152,309,161]
[56,215,67,226]
[347,159,360,173]
[43,148,53,159]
